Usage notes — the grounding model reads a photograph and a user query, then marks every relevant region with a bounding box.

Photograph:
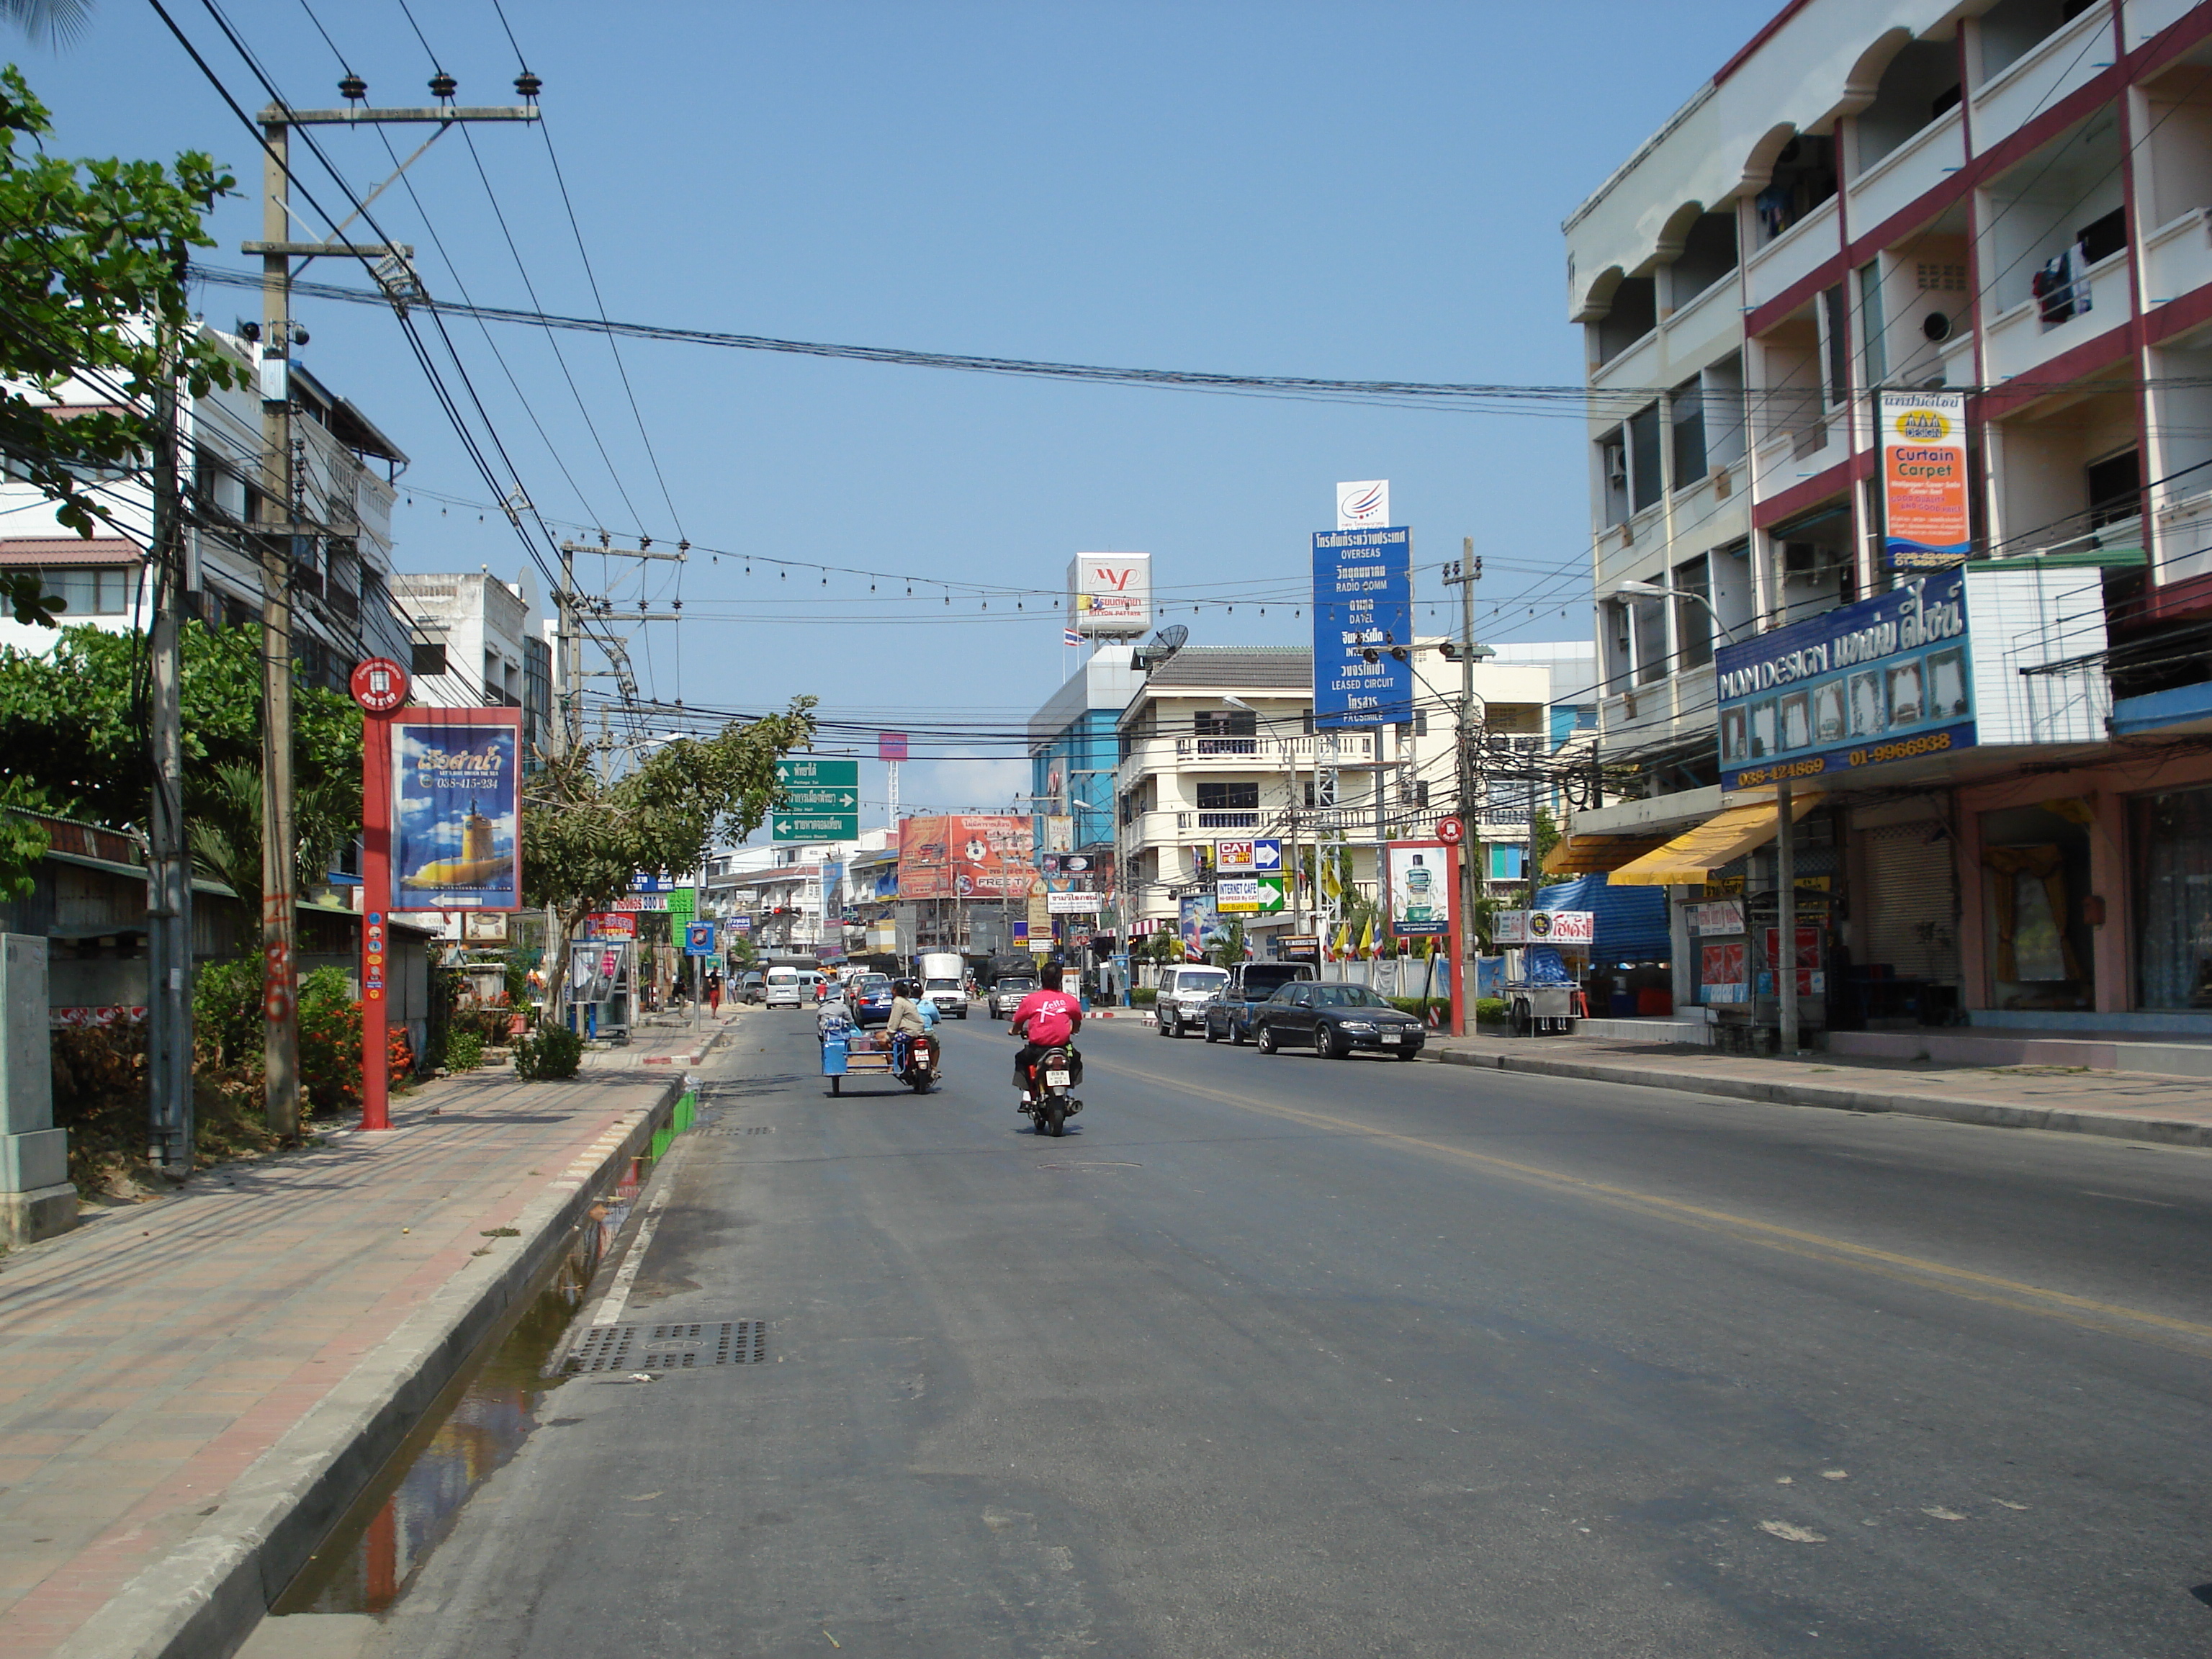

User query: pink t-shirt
[1012,989,1081,1046]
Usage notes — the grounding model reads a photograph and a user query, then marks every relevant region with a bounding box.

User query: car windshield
[1001,979,1037,992]
[858,976,890,993]
[925,979,959,992]
[1313,985,1388,1007]
[1177,971,1228,989]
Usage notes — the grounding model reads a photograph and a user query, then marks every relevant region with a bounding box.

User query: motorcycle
[1017,1044,1083,1137]
[894,1030,938,1094]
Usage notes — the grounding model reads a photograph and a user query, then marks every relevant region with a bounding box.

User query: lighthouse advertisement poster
[394,719,522,909]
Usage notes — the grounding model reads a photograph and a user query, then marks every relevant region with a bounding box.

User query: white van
[1154,965,1229,1038]
[764,967,804,1009]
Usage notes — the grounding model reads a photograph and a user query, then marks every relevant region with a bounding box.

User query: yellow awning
[1540,832,1672,875]
[1606,795,1815,886]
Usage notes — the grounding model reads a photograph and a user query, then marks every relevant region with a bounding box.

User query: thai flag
[1062,628,1083,647]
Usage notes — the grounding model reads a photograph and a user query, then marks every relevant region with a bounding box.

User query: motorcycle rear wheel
[1044,1101,1066,1136]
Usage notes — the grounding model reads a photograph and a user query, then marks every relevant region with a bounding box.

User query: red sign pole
[351,657,408,1131]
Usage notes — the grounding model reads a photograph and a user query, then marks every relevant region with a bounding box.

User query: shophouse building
[1560,0,2212,1043]
[390,570,554,763]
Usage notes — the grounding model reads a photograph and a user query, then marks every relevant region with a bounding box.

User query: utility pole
[244,75,538,1138]
[145,235,192,1172]
[1776,781,1798,1055]
[1441,540,1483,1019]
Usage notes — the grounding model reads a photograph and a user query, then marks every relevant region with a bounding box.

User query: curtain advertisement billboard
[1881,391,1970,570]
[1715,567,1973,792]
[395,712,522,910]
[896,814,1035,899]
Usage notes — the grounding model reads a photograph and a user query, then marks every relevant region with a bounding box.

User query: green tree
[524,704,817,1012]
[0,66,243,626]
[0,620,362,896]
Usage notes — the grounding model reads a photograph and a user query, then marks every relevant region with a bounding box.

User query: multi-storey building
[391,570,554,761]
[0,328,413,676]
[1112,643,1581,943]
[1562,0,2212,1040]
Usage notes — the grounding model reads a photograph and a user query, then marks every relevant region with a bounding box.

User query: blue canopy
[1536,871,1671,964]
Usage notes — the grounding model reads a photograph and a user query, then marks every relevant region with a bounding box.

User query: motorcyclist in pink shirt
[1010,985,1082,1101]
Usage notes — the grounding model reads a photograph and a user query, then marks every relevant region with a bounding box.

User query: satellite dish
[1136,624,1189,670]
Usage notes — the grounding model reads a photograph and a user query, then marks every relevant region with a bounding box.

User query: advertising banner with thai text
[1881,391,1970,570]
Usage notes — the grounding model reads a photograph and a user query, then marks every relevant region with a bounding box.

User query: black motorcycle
[1019,1044,1083,1136]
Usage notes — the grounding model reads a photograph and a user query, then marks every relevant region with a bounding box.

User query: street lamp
[1614,579,1742,644]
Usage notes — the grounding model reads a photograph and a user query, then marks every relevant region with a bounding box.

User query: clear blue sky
[22,0,1779,821]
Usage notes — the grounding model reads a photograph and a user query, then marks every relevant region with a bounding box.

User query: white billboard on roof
[1068,552,1151,638]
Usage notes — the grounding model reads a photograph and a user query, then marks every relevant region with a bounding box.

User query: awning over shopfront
[1606,794,1815,886]
[1541,832,1671,875]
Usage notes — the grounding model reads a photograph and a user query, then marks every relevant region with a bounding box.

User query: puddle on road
[272,1174,651,1617]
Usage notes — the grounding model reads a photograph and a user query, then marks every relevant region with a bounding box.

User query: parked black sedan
[1254,982,1425,1059]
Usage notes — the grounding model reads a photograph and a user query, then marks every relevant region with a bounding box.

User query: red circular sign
[350,657,408,714]
[1435,815,1466,845]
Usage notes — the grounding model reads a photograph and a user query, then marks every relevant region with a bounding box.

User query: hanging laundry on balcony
[2032,241,2092,326]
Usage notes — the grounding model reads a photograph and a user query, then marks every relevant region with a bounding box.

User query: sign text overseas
[414,748,504,783]
[1717,585,1964,701]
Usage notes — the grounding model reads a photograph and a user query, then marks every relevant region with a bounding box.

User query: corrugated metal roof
[1142,647,1313,691]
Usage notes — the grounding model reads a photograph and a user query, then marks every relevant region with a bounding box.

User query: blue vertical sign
[1313,527,1413,728]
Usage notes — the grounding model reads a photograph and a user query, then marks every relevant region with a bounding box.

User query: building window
[1303,775,1336,810]
[1193,709,1255,737]
[35,566,132,616]
[1196,782,1258,812]
[1627,402,1664,513]
[1398,778,1430,810]
[2135,786,2212,1010]
[1669,377,1706,486]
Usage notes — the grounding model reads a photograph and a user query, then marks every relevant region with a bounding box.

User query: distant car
[851,974,895,1026]
[988,976,1038,1019]
[1254,981,1424,1060]
[737,971,766,1005]
[1202,962,1318,1046]
[922,976,969,1019]
[763,968,804,1009]
[1153,965,1230,1038]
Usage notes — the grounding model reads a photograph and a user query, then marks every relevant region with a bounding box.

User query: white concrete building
[1561,0,2212,1038]
[390,570,554,761]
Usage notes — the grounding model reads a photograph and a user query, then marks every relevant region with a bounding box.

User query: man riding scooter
[1010,980,1082,1110]
[884,979,940,1088]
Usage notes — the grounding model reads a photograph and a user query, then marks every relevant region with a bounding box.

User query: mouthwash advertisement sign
[1313,526,1413,728]
[1386,841,1452,939]
[1715,567,1974,792]
[395,718,521,909]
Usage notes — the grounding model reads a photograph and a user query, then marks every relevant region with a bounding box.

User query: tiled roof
[1143,646,1312,692]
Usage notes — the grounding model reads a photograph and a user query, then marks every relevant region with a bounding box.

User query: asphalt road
[347,1011,2212,1658]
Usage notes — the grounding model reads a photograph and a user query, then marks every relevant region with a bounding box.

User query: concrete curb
[57,1074,688,1659]
[1426,1046,2212,1148]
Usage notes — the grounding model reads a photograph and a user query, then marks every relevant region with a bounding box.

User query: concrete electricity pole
[145,235,192,1172]
[243,78,537,1137]
[1440,539,1483,1006]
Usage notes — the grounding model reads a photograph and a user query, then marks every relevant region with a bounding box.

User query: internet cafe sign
[1717,566,1972,791]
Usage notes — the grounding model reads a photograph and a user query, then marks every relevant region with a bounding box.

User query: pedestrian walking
[707,969,723,1015]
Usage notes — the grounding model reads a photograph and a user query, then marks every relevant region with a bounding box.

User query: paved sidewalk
[1424,1030,2212,1146]
[0,1030,699,1659]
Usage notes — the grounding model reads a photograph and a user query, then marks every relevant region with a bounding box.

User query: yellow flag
[1358,917,1375,958]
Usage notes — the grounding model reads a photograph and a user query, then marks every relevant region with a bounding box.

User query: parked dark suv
[1202,961,1318,1046]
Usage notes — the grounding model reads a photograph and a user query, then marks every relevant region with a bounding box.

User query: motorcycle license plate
[1381,1033,1403,1043]
[1045,1070,1071,1087]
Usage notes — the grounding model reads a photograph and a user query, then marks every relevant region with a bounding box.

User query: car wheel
[1256,1022,1277,1054]
[1231,1017,1251,1047]
[1394,1045,1421,1061]
[1160,1012,1177,1038]
[1203,1019,1218,1043]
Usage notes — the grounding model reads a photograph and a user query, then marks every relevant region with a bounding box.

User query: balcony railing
[1195,810,1261,830]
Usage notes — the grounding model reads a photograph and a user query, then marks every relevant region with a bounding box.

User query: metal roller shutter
[1861,822,1958,980]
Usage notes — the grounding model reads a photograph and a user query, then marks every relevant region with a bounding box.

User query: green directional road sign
[775,757,858,788]
[774,756,860,840]
[773,811,858,842]
[781,785,859,811]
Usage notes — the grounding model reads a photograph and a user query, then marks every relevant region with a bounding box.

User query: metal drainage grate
[707,1123,774,1136]
[565,1320,767,1374]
